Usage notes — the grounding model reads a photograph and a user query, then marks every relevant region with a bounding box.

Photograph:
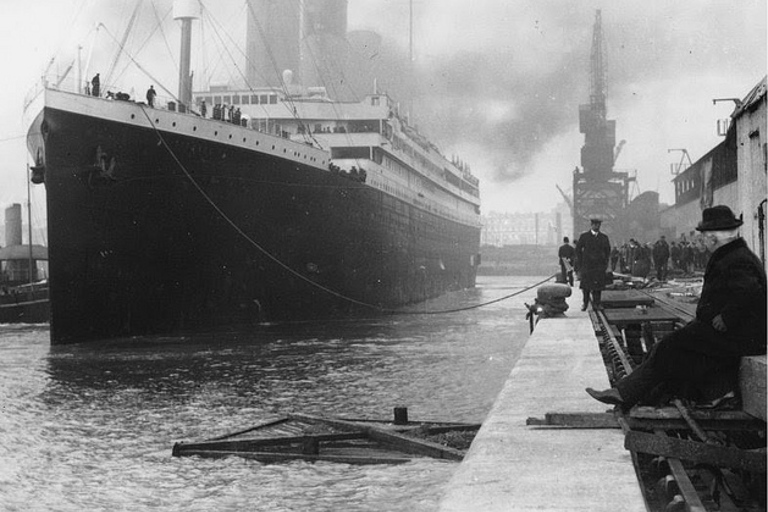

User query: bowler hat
[695,205,743,232]
[590,218,602,224]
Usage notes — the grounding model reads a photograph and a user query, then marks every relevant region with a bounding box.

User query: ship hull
[29,96,480,343]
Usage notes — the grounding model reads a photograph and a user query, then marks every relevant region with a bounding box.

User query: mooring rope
[139,105,553,315]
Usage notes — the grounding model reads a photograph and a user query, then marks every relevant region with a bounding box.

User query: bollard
[393,407,409,425]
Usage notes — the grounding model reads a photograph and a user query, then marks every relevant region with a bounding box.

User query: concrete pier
[439,309,646,511]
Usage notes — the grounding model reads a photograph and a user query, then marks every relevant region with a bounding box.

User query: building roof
[0,244,48,261]
[733,76,767,118]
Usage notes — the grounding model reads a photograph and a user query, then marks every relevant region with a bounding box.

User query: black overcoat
[692,237,767,355]
[574,231,611,290]
[616,238,767,405]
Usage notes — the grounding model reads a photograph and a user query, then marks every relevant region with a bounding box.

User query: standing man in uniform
[574,218,611,311]
[558,237,576,286]
[586,205,767,407]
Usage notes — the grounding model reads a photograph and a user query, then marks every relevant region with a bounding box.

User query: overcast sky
[0,0,765,222]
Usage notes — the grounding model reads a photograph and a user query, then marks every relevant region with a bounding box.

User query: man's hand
[712,314,727,332]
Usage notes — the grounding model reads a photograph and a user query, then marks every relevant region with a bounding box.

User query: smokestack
[5,204,22,247]
[300,0,350,94]
[246,0,302,87]
[173,0,200,109]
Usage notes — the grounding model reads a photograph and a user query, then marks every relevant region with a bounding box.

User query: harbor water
[0,276,543,512]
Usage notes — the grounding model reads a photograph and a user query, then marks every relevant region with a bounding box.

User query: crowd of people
[608,236,710,280]
[559,231,711,292]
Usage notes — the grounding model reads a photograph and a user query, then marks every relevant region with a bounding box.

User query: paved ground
[439,309,646,512]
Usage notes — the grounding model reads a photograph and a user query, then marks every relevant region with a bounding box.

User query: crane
[556,184,573,211]
[614,139,626,164]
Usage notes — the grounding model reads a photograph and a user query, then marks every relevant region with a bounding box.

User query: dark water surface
[0,276,542,511]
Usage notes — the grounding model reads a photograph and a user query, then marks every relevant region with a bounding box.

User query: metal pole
[77,45,82,94]
[26,164,33,285]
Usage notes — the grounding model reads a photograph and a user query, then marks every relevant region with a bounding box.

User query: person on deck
[586,205,767,408]
[146,85,157,107]
[91,73,100,97]
[558,237,576,286]
[574,218,611,311]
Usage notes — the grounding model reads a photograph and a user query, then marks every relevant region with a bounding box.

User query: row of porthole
[129,112,324,165]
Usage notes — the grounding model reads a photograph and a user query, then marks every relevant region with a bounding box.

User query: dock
[439,308,646,511]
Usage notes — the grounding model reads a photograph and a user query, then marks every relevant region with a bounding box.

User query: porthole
[215,131,218,136]
[228,134,232,139]
[155,119,159,123]
[172,122,176,127]
[193,126,197,131]
[131,114,135,119]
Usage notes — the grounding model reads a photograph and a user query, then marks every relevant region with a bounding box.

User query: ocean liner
[25,0,481,344]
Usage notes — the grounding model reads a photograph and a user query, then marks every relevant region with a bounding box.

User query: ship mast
[174,0,200,110]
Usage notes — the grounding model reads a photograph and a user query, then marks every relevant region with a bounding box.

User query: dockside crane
[556,184,573,212]
[572,10,632,237]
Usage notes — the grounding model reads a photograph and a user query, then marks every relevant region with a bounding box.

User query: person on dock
[586,205,767,408]
[558,237,576,286]
[610,245,620,272]
[652,235,670,281]
[574,218,611,310]
[670,241,681,271]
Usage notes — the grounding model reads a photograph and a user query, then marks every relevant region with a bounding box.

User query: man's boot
[581,290,590,311]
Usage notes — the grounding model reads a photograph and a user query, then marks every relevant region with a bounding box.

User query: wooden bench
[739,355,766,421]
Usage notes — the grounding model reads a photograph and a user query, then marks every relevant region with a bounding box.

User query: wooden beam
[625,431,766,473]
[181,449,414,465]
[172,432,367,455]
[526,412,619,428]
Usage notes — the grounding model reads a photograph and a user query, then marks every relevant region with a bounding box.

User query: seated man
[586,205,767,407]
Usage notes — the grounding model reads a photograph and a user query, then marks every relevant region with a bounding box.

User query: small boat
[0,281,49,324]
[172,411,480,465]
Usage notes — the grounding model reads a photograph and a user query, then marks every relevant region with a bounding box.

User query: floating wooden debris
[172,409,480,465]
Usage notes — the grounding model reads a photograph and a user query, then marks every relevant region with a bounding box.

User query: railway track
[590,300,766,512]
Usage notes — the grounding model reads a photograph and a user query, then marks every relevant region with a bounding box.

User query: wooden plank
[183,449,414,465]
[651,428,708,512]
[524,409,761,431]
[602,307,679,326]
[601,290,655,308]
[366,427,466,461]
[526,412,619,428]
[206,417,291,441]
[629,407,757,421]
[666,457,708,512]
[172,432,369,456]
[288,413,372,433]
[625,430,766,473]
